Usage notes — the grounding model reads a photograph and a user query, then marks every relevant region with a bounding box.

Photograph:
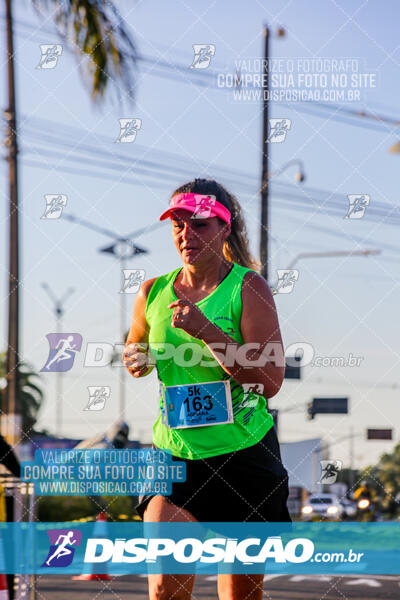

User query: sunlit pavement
[34,573,400,599]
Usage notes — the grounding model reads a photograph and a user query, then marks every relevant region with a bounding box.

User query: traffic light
[367,429,392,440]
[307,397,348,419]
[284,355,301,379]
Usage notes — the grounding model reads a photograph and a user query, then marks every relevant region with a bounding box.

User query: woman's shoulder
[234,263,264,285]
[141,277,158,301]
[141,267,181,301]
[240,267,274,301]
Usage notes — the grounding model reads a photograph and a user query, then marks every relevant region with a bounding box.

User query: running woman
[124,178,291,600]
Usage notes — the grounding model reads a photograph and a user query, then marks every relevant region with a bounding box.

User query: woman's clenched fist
[123,342,155,378]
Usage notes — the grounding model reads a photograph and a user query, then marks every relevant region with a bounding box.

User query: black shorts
[135,426,292,523]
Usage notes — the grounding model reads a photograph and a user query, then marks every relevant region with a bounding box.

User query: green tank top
[145,261,274,459]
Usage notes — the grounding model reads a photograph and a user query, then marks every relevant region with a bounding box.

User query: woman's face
[170,208,230,265]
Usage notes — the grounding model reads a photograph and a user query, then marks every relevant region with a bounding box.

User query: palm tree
[0,352,44,435]
[4,1,138,441]
[32,0,138,101]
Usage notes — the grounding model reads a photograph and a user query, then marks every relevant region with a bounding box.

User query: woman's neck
[179,259,232,290]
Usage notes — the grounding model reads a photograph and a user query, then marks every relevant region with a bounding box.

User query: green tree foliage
[0,352,44,434]
[358,443,400,518]
[33,0,138,102]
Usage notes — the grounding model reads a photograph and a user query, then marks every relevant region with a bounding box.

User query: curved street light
[270,249,381,295]
[41,283,75,436]
[388,141,400,153]
[261,159,306,194]
[260,158,306,281]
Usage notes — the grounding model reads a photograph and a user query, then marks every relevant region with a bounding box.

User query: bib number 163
[183,385,213,411]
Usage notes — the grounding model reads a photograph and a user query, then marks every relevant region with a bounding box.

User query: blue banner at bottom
[0,522,398,574]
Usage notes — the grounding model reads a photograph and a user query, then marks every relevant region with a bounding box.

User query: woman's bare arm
[125,278,157,345]
[238,271,285,397]
[197,271,285,398]
[124,277,157,377]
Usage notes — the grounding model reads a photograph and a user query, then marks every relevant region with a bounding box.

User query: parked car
[301,493,343,520]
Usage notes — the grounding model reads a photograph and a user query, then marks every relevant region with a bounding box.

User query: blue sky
[1,0,399,468]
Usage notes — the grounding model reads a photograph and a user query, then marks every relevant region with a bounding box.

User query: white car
[340,498,357,518]
[301,493,344,520]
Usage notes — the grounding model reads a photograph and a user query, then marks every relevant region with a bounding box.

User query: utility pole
[3,0,21,444]
[349,425,355,490]
[260,24,270,282]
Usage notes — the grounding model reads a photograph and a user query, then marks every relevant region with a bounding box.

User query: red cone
[72,512,111,581]
[0,573,8,599]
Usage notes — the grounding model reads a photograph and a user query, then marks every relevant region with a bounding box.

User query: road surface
[34,573,400,599]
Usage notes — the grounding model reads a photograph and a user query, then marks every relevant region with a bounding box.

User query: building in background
[281,438,329,515]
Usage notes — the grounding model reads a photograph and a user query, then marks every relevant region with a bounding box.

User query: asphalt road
[34,573,400,599]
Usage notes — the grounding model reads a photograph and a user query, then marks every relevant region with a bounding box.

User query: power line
[294,101,400,129]
[3,15,400,135]
[281,211,400,255]
[6,114,399,227]
[3,124,398,249]
[21,148,399,229]
[15,142,400,230]
[1,18,398,251]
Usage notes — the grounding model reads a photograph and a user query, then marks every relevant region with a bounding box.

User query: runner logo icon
[40,333,83,372]
[42,529,82,567]
[267,119,291,143]
[190,45,216,69]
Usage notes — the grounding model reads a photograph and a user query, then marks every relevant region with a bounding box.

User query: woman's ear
[224,222,231,240]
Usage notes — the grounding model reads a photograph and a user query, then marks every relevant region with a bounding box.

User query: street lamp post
[41,284,74,436]
[260,158,306,282]
[260,25,270,282]
[101,240,144,417]
[270,249,381,295]
[286,248,381,270]
[260,23,287,282]
[262,159,306,193]
[61,214,164,417]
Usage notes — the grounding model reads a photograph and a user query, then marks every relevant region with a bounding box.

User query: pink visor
[159,193,231,224]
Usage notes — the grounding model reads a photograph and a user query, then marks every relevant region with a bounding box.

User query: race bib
[161,380,233,429]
